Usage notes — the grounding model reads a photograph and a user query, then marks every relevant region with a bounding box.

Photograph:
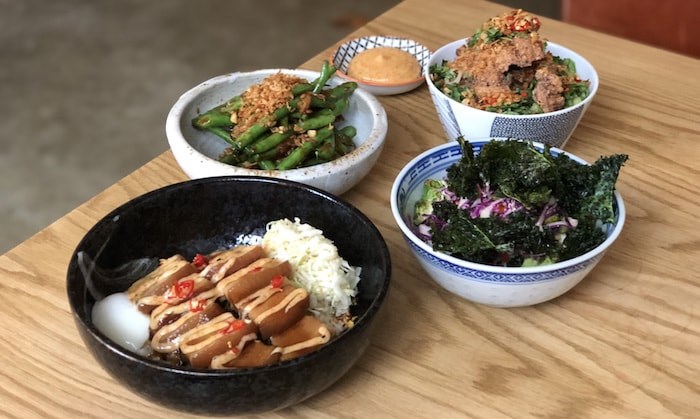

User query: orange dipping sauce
[347,47,421,84]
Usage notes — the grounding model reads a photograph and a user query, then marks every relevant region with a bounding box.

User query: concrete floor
[0,0,560,254]
[0,0,400,253]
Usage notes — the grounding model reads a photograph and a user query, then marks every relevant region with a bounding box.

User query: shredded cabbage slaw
[261,218,360,333]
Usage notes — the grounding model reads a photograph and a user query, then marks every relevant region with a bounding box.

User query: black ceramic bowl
[66,176,391,415]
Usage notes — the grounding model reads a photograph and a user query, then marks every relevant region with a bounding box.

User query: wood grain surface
[1,0,699,417]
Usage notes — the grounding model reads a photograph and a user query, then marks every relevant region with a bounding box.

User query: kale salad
[413,138,628,267]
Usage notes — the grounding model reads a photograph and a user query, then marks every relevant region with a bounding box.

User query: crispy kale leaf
[421,138,628,266]
[430,201,560,267]
[555,153,628,224]
[559,218,607,260]
[475,139,557,208]
[445,137,481,198]
[448,138,557,208]
[584,154,628,223]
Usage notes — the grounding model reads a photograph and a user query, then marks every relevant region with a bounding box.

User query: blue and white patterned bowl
[390,139,625,307]
[425,39,599,148]
[332,36,432,96]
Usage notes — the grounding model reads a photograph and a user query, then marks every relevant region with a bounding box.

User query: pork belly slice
[200,245,265,283]
[216,258,291,304]
[241,282,310,339]
[179,313,258,369]
[271,315,332,361]
[126,255,197,307]
[139,273,215,315]
[150,289,224,354]
[211,340,281,369]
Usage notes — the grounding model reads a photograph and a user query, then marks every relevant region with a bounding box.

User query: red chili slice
[192,253,209,268]
[505,16,515,31]
[514,20,531,32]
[188,298,206,313]
[164,279,195,304]
[219,319,246,335]
[270,275,284,289]
[531,17,541,30]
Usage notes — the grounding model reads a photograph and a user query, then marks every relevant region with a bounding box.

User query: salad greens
[413,138,628,267]
[429,56,588,115]
[428,9,589,115]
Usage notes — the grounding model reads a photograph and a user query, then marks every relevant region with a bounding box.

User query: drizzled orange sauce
[347,47,421,84]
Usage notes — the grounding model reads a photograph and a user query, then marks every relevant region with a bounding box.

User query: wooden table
[2,0,699,417]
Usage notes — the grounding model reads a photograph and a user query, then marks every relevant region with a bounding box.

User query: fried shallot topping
[233,73,306,136]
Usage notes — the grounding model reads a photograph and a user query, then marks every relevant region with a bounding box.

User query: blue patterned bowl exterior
[425,40,598,148]
[390,140,625,307]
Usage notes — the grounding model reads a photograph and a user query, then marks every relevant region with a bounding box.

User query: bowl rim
[390,138,626,274]
[330,35,431,87]
[424,39,600,119]
[67,175,392,376]
[165,68,388,177]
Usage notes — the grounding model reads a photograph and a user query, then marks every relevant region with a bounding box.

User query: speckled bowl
[166,69,388,196]
[390,139,624,308]
[331,36,432,95]
[66,176,391,415]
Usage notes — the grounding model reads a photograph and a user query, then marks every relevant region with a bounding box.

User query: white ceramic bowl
[331,36,432,96]
[166,69,388,196]
[390,139,625,308]
[425,39,599,148]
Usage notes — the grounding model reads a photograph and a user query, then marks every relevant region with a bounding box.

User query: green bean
[232,97,299,149]
[233,125,268,149]
[335,140,352,156]
[250,130,293,154]
[335,134,353,155]
[326,82,358,101]
[316,133,336,161]
[276,127,332,170]
[257,160,276,170]
[250,147,280,162]
[340,125,357,138]
[220,96,243,114]
[276,142,318,170]
[295,109,335,131]
[334,126,356,155]
[291,83,313,96]
[219,148,241,165]
[200,62,358,169]
[332,96,349,116]
[310,96,331,109]
[206,126,235,146]
[312,60,336,94]
[193,108,232,129]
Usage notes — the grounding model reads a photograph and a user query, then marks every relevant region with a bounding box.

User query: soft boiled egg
[92,292,151,356]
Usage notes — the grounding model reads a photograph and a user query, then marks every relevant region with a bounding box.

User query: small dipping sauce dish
[332,36,432,96]
[347,46,421,84]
